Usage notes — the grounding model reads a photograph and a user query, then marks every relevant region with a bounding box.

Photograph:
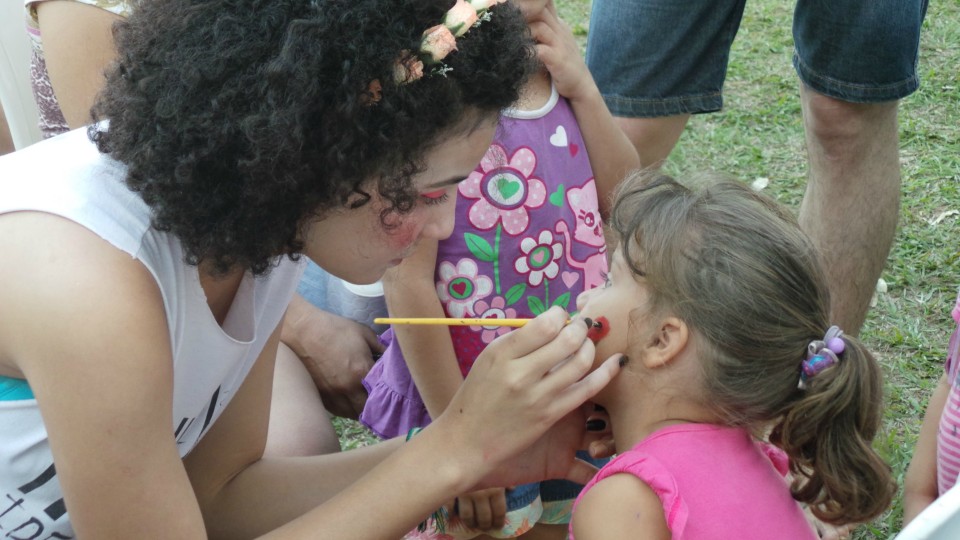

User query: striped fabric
[936,289,960,495]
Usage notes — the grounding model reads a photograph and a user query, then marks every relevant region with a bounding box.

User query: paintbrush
[374,317,537,327]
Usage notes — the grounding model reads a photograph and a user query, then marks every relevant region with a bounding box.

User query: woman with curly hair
[0,0,623,537]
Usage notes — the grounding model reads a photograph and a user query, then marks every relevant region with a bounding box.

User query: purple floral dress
[362,86,608,438]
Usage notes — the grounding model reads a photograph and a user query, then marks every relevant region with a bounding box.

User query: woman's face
[304,121,498,284]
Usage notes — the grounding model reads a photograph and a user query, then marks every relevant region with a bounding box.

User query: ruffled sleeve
[359,329,433,439]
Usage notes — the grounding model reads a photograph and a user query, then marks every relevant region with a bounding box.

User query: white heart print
[549,125,568,147]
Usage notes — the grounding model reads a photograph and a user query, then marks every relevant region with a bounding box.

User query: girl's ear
[641,316,688,369]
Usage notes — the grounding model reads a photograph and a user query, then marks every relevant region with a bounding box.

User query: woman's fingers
[485,306,570,365]
[545,353,622,419]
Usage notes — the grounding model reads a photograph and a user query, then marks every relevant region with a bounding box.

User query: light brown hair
[609,170,894,525]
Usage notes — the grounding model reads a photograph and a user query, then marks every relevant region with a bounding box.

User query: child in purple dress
[359,1,639,538]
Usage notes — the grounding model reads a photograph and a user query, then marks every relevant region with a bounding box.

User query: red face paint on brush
[586,316,610,344]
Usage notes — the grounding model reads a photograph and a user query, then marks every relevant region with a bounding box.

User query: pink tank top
[570,424,817,539]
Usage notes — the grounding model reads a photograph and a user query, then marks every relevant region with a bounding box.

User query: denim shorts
[585,0,929,117]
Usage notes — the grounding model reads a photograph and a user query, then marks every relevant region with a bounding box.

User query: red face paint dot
[586,316,610,344]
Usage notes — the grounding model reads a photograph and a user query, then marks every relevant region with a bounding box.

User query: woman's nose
[419,194,457,241]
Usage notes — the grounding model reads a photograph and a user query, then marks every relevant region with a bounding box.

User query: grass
[336,1,960,537]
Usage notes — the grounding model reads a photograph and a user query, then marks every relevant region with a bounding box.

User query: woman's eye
[420,189,449,206]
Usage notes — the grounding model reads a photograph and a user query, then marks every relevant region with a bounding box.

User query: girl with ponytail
[568,170,894,539]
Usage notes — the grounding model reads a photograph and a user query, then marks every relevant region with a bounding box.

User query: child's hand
[454,487,508,531]
[527,1,595,102]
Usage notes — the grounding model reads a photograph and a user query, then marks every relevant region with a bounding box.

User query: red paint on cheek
[384,221,418,251]
[587,316,610,344]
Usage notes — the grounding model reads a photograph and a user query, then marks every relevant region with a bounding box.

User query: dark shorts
[585,0,929,117]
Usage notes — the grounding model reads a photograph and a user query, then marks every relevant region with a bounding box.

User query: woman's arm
[189,306,621,540]
[0,212,208,538]
[571,473,671,540]
[529,2,640,217]
[904,373,952,524]
[34,1,122,129]
[1,214,621,539]
[382,239,463,416]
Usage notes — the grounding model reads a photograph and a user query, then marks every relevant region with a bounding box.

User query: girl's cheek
[576,288,596,311]
[587,316,611,344]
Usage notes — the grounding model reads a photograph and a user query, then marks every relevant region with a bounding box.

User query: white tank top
[0,128,304,536]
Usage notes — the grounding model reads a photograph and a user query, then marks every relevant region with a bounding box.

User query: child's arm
[530,1,640,218]
[382,241,509,531]
[571,474,671,540]
[903,373,952,524]
[381,239,463,416]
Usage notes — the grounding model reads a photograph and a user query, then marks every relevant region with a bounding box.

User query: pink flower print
[436,259,493,318]
[459,144,546,235]
[514,230,562,287]
[471,296,518,344]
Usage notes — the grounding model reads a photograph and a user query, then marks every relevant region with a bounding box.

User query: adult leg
[616,115,691,169]
[798,88,900,335]
[792,0,927,335]
[585,0,745,168]
[264,342,341,457]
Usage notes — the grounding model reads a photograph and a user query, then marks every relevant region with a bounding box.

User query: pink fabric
[937,289,960,495]
[570,424,817,539]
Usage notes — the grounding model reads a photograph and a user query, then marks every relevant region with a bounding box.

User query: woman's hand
[431,306,623,488]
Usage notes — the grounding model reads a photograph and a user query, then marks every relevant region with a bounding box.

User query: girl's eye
[421,189,450,206]
[600,271,612,288]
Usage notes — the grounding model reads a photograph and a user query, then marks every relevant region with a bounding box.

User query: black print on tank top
[175,386,223,447]
[1,386,226,537]
[1,464,72,539]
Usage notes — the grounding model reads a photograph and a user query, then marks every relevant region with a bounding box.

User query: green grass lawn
[337,2,960,538]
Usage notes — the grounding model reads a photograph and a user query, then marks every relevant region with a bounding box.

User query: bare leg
[616,114,691,169]
[265,343,342,457]
[798,84,901,335]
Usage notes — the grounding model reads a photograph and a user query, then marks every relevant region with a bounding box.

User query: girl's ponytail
[770,334,895,525]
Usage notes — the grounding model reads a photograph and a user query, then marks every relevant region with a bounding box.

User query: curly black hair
[91,0,536,275]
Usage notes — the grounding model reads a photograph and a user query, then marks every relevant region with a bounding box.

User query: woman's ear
[640,316,688,369]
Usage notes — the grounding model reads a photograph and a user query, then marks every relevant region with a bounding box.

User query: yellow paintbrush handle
[373,317,532,327]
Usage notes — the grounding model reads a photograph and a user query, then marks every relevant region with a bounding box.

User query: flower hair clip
[366,0,506,103]
[798,326,845,390]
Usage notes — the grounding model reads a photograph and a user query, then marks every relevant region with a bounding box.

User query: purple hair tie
[798,326,844,390]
